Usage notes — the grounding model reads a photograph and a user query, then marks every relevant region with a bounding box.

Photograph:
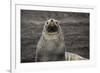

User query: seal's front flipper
[65,52,87,61]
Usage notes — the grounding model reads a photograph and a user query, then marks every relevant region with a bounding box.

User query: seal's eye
[47,22,48,24]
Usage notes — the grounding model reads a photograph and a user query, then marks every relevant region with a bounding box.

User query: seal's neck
[42,32,60,40]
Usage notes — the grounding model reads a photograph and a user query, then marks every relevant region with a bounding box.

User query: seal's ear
[46,22,48,24]
[56,21,60,25]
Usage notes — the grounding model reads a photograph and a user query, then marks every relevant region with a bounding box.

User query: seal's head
[43,19,60,35]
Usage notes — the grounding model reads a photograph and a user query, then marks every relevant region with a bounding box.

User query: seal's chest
[44,40,59,51]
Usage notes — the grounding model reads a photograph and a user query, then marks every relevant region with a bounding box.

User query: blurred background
[21,10,89,63]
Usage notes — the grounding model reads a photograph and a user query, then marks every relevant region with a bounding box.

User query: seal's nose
[51,19,53,22]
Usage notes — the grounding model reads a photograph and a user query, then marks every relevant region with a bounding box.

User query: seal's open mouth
[47,25,58,33]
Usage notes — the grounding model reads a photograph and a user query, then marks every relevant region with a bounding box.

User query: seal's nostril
[51,19,53,22]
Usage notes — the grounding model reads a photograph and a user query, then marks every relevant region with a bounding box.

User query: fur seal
[35,19,86,62]
[35,19,65,62]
